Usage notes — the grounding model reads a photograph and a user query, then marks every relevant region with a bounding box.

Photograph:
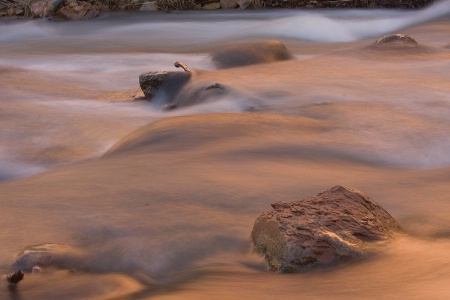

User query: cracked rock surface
[251,185,401,272]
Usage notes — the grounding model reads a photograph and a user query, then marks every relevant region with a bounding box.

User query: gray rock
[211,40,293,69]
[251,185,401,272]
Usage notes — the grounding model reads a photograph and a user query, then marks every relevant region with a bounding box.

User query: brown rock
[220,0,238,8]
[372,33,418,46]
[6,271,24,284]
[251,186,401,272]
[30,0,64,18]
[211,40,293,69]
[56,0,101,20]
[202,2,221,9]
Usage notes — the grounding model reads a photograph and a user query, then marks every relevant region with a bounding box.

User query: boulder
[139,70,192,101]
[211,40,293,69]
[251,185,401,272]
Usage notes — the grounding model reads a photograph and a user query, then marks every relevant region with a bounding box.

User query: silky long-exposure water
[1,2,450,299]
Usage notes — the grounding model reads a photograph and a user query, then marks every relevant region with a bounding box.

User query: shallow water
[1,2,450,299]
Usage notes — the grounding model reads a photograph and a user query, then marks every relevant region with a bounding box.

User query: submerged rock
[211,40,293,69]
[139,61,193,101]
[371,33,419,48]
[11,243,86,272]
[251,185,400,272]
[373,34,418,45]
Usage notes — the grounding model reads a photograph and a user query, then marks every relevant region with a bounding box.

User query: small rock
[6,271,24,284]
[30,0,65,18]
[238,0,261,9]
[251,186,401,272]
[202,2,221,9]
[220,0,238,8]
[56,0,101,20]
[139,1,158,11]
[373,34,418,46]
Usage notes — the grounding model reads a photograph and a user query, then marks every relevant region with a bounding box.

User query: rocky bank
[0,0,436,19]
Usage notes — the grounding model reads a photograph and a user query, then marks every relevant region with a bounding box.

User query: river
[1,1,450,299]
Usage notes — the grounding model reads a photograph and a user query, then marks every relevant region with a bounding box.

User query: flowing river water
[1,1,450,299]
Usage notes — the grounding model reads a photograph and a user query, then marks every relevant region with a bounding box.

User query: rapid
[1,1,450,299]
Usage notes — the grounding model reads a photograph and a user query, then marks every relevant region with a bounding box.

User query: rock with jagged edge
[251,186,401,272]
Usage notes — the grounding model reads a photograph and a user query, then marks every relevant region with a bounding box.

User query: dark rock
[251,185,401,272]
[211,40,293,69]
[139,71,192,101]
[6,271,24,284]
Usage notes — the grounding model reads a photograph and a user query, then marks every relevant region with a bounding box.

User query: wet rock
[372,34,418,46]
[211,40,293,69]
[6,271,24,284]
[139,71,192,100]
[163,81,231,110]
[251,185,401,272]
[11,243,86,272]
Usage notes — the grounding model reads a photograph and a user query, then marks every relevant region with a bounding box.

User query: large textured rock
[251,186,401,272]
[211,40,293,69]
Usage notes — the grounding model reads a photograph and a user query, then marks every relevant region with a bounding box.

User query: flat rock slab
[251,185,401,272]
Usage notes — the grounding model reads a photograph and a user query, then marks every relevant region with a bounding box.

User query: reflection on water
[1,2,450,299]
